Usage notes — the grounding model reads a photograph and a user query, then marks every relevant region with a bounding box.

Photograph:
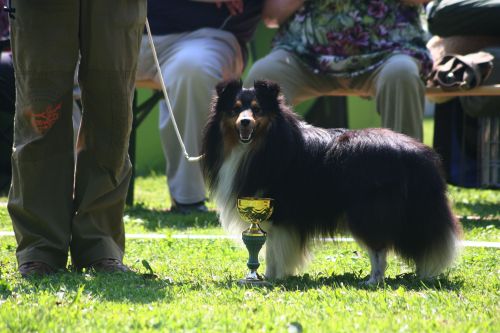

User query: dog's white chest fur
[212,145,250,234]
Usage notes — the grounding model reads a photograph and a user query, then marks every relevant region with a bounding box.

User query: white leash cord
[144,18,203,162]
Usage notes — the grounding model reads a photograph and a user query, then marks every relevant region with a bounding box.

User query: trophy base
[237,278,273,287]
[237,271,272,287]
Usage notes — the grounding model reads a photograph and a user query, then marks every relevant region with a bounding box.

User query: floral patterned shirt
[273,0,432,79]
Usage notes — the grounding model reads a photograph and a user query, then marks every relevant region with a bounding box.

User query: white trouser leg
[136,28,243,204]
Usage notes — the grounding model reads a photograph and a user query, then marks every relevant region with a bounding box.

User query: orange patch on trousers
[30,102,62,133]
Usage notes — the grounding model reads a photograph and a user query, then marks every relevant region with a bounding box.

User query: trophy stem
[238,222,272,287]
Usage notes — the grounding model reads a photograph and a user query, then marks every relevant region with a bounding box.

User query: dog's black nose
[240,118,251,127]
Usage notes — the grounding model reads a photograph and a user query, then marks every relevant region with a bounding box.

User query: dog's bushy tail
[412,204,461,279]
[396,153,462,278]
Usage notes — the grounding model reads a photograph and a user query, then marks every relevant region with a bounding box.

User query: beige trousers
[244,49,425,141]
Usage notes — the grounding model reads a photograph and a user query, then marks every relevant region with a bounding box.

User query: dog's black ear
[214,79,242,113]
[253,80,281,101]
[215,79,242,98]
[254,80,281,110]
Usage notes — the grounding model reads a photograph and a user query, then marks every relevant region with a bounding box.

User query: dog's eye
[230,100,242,115]
[225,101,239,116]
[251,100,261,114]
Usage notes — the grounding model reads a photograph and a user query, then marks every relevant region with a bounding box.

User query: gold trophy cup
[237,197,274,287]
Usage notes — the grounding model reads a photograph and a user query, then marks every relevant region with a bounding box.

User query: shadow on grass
[125,203,219,231]
[10,270,463,302]
[284,272,462,291]
[459,215,500,232]
[18,271,176,303]
[454,201,500,221]
[215,272,463,292]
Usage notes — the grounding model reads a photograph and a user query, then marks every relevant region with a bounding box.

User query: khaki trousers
[244,49,425,141]
[8,0,146,269]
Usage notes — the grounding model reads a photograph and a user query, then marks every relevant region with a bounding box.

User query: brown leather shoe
[19,262,56,278]
[88,258,130,273]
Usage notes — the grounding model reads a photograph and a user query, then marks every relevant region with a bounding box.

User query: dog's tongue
[239,128,253,142]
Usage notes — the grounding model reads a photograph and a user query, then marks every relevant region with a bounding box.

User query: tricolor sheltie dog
[202,80,461,285]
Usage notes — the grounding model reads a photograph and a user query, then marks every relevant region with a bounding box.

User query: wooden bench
[135,79,500,97]
[127,80,500,204]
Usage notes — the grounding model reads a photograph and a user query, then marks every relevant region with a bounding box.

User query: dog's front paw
[361,275,385,287]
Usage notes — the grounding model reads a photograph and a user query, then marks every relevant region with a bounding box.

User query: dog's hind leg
[264,225,311,279]
[365,248,387,286]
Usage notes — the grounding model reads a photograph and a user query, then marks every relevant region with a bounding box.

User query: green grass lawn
[0,236,498,332]
[0,166,499,332]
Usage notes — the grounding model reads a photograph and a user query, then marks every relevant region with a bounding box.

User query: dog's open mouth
[239,129,254,144]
